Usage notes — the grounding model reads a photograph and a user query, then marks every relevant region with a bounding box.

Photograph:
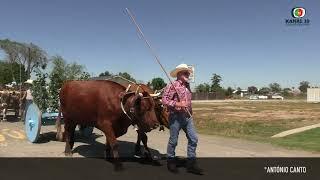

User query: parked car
[271,95,284,100]
[258,95,268,100]
[249,95,258,100]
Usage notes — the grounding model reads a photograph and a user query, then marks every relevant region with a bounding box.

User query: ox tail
[55,106,64,141]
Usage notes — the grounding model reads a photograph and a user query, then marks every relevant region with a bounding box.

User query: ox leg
[2,108,7,121]
[102,127,123,171]
[64,123,76,156]
[140,131,161,166]
[108,138,123,171]
[105,141,111,160]
[134,131,142,158]
[140,131,152,160]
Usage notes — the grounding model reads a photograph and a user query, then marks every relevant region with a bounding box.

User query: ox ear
[142,91,149,97]
[133,94,142,111]
[119,92,125,98]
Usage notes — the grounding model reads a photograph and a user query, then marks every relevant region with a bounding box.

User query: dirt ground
[1,100,320,157]
[1,121,319,158]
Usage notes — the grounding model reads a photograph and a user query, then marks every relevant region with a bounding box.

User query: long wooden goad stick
[125,8,192,118]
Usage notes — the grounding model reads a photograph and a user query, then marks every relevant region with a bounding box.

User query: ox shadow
[73,139,167,167]
[37,131,103,144]
[0,114,21,123]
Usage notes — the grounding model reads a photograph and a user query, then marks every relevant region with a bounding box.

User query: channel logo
[292,7,306,18]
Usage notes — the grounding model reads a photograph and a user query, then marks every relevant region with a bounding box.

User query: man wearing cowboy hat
[162,63,203,175]
[20,79,33,121]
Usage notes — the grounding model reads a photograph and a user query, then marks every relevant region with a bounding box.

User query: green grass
[196,119,290,140]
[270,128,320,152]
[193,101,320,152]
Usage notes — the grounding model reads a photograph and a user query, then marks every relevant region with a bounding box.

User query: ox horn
[149,92,161,97]
[135,85,141,94]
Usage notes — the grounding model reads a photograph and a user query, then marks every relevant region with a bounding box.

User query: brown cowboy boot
[186,158,204,175]
[167,158,179,173]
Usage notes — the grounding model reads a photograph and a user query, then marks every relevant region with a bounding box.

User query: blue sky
[0,0,319,89]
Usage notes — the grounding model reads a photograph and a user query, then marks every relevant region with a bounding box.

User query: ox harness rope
[119,84,150,125]
[119,84,166,131]
[120,84,134,122]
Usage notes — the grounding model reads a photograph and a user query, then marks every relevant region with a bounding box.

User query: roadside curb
[271,123,320,138]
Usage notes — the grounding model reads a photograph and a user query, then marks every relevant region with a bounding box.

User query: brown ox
[122,83,169,159]
[0,90,20,121]
[55,80,159,170]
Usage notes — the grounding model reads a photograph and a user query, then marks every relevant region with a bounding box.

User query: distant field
[192,100,320,152]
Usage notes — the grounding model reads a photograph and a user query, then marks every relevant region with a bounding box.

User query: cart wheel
[25,102,42,143]
[80,126,94,138]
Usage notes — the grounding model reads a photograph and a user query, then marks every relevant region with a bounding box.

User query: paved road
[0,121,319,157]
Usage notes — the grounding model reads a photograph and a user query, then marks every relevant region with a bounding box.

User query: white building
[307,88,320,103]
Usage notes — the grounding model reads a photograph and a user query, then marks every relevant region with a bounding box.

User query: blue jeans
[167,113,198,159]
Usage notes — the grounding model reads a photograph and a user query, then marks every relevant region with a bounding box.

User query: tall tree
[118,72,136,82]
[299,81,310,93]
[225,87,234,97]
[247,86,258,94]
[47,56,89,111]
[65,62,85,80]
[31,69,49,112]
[258,87,271,95]
[150,77,167,91]
[282,88,292,97]
[0,39,48,78]
[47,56,67,111]
[236,87,242,95]
[269,82,281,93]
[99,70,112,77]
[210,73,222,92]
[196,83,210,93]
[0,60,27,85]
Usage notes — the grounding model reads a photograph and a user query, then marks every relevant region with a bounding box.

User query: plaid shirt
[162,80,192,114]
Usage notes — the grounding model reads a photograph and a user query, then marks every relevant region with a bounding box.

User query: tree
[236,87,241,95]
[31,69,49,112]
[47,56,89,111]
[225,87,234,97]
[258,87,271,95]
[0,39,23,66]
[79,72,91,80]
[99,70,112,77]
[195,83,210,93]
[47,56,67,111]
[150,77,167,91]
[210,73,222,92]
[23,43,48,78]
[247,86,258,94]
[269,83,281,93]
[118,72,136,82]
[0,60,27,85]
[65,62,85,80]
[282,88,292,97]
[0,39,48,79]
[299,81,310,93]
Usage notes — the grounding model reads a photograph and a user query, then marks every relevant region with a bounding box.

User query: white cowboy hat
[170,63,193,78]
[24,79,33,84]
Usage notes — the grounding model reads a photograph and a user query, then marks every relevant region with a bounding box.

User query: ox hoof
[56,134,63,142]
[64,152,73,157]
[114,164,124,172]
[151,160,162,166]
